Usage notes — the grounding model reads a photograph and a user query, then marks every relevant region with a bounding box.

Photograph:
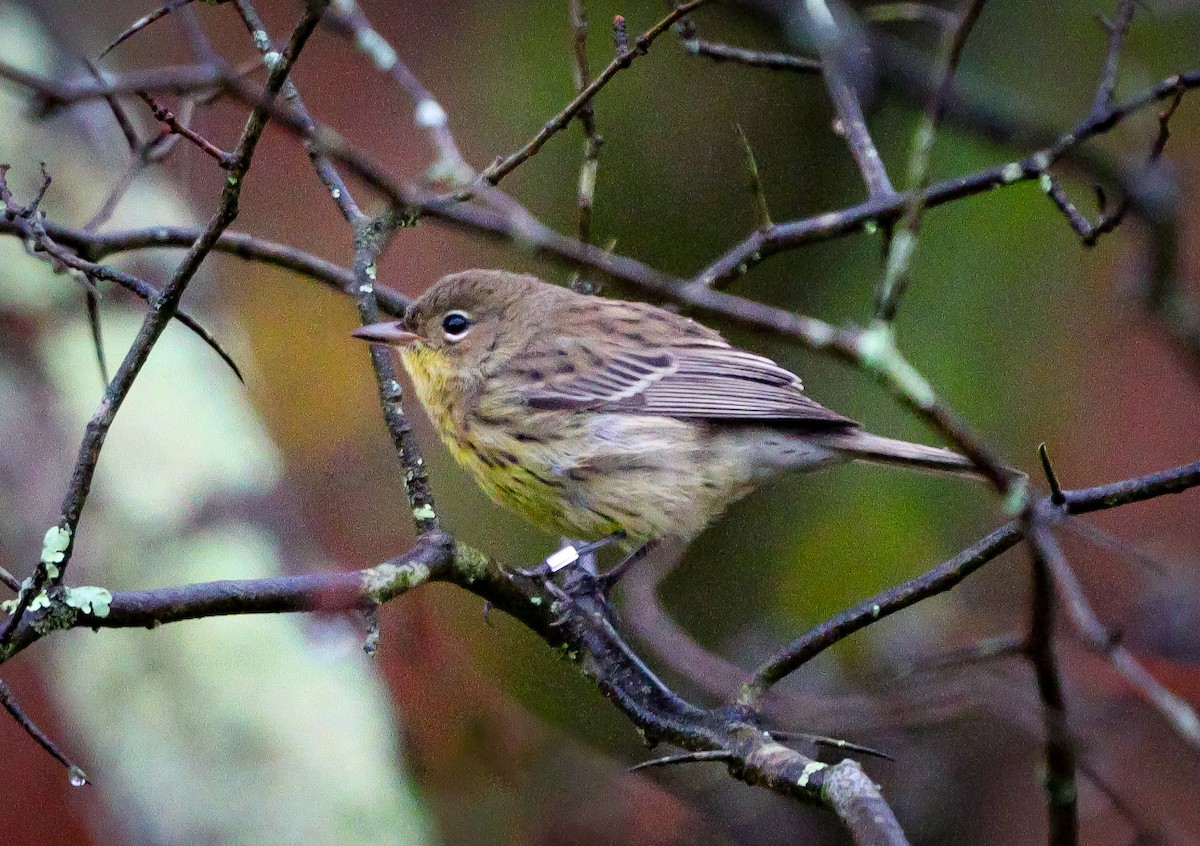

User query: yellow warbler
[354,270,976,565]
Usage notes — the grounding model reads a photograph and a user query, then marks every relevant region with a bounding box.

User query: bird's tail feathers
[816,431,986,479]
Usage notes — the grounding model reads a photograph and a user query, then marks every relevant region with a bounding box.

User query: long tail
[815,430,986,478]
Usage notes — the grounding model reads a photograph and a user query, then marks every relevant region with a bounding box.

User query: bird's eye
[441,311,472,341]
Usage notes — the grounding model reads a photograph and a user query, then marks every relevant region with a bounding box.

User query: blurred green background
[1,0,1198,843]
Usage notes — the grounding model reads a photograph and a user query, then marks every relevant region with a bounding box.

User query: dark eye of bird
[441,311,472,340]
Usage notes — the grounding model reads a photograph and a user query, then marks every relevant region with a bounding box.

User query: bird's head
[353,269,564,373]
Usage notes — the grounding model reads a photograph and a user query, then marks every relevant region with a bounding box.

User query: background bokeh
[1,0,1198,843]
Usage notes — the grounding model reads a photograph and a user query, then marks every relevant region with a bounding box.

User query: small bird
[354,270,978,575]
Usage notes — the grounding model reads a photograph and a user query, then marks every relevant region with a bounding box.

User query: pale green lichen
[452,542,489,584]
[1000,162,1023,184]
[411,504,435,522]
[1039,173,1054,194]
[1003,476,1030,515]
[797,760,827,787]
[41,524,71,566]
[882,229,917,288]
[64,585,112,618]
[361,560,431,603]
[858,322,937,408]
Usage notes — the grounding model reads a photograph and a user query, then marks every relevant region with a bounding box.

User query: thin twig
[232,0,435,533]
[674,17,821,73]
[567,0,604,294]
[739,459,1200,708]
[98,0,197,59]
[471,1,709,192]
[629,749,734,771]
[1040,523,1200,746]
[804,0,895,198]
[0,679,88,784]
[739,522,1023,708]
[1090,0,1137,120]
[1,179,244,381]
[694,68,1200,287]
[875,0,987,321]
[1025,523,1079,846]
[136,91,237,168]
[321,0,473,186]
[39,1,325,596]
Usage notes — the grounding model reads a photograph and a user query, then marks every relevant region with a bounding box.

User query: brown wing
[524,337,856,426]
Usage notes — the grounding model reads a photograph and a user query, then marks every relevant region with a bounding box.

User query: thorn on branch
[1039,443,1066,505]
[734,124,772,230]
[84,289,110,387]
[769,730,894,761]
[629,749,734,772]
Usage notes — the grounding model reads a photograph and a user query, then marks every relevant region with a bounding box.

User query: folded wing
[524,339,856,427]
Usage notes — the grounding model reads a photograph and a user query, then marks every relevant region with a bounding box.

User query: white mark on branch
[415,99,448,129]
[798,759,827,787]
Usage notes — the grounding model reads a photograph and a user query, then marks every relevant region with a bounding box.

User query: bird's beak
[352,321,419,347]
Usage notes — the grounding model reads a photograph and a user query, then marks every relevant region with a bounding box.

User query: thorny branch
[0,1,1197,844]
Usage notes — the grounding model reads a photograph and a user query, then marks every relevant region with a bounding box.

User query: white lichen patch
[64,585,113,618]
[797,760,827,787]
[857,323,937,408]
[40,525,71,576]
[361,561,431,602]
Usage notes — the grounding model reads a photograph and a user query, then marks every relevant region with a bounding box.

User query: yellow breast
[397,345,757,543]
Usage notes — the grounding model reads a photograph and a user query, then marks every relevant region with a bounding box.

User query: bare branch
[0,679,87,786]
[740,460,1200,708]
[674,17,821,73]
[1025,524,1079,846]
[804,0,895,198]
[471,1,709,192]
